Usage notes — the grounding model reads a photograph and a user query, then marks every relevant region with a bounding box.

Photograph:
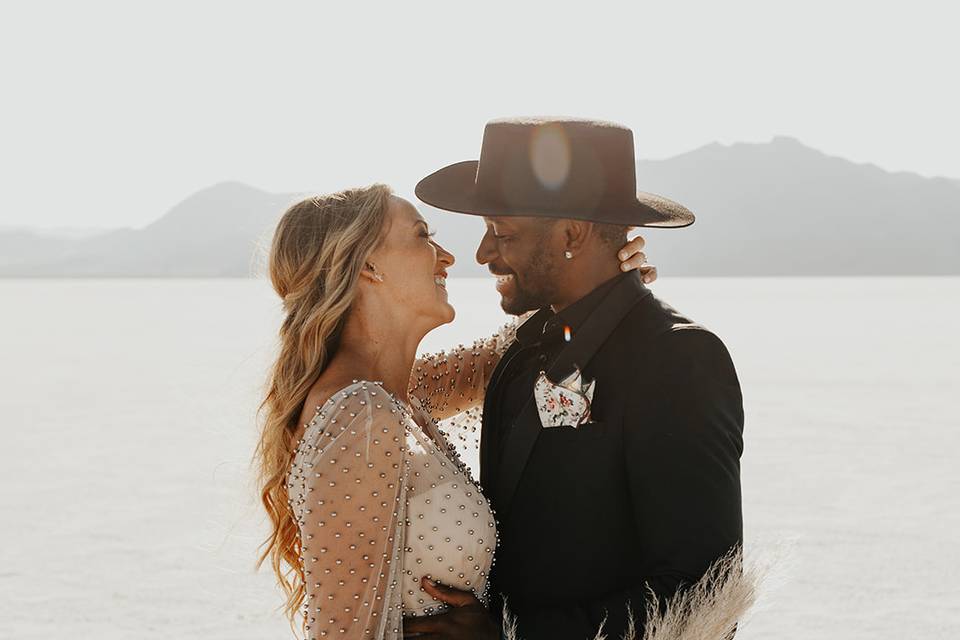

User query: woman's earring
[564,251,574,260]
[366,262,384,282]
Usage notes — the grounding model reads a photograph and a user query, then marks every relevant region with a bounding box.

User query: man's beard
[500,280,548,315]
[499,246,560,315]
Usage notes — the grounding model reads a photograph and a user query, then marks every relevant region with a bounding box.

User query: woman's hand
[617,234,657,284]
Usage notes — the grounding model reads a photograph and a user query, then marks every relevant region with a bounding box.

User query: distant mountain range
[2,136,958,277]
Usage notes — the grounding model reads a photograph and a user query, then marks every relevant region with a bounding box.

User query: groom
[406,118,744,640]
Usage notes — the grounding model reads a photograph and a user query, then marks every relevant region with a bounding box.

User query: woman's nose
[436,242,455,268]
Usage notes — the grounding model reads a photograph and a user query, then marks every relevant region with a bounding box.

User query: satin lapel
[492,272,652,516]
[479,308,553,488]
[479,341,518,487]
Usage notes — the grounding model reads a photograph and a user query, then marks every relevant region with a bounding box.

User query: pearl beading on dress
[286,317,525,639]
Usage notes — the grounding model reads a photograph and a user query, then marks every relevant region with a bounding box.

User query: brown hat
[415,117,694,228]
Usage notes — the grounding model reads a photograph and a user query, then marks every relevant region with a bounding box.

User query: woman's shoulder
[301,379,413,437]
[292,379,418,476]
[332,379,415,409]
[315,378,386,405]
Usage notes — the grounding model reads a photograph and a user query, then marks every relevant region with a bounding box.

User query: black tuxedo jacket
[479,272,744,640]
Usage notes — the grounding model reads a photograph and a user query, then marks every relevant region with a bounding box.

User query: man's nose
[476,229,497,265]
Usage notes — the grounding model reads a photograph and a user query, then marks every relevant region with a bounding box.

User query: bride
[253,184,653,639]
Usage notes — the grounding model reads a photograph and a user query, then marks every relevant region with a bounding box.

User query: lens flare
[530,124,571,191]
[563,325,572,342]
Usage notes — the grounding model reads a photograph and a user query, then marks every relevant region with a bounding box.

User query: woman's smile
[434,270,448,292]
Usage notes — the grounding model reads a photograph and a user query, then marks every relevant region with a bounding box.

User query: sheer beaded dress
[287,318,526,639]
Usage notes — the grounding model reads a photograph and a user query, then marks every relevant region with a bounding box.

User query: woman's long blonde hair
[253,184,392,633]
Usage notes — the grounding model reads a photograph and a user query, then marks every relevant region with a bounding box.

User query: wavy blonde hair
[253,184,392,634]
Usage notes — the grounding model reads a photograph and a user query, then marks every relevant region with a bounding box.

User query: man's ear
[561,219,591,254]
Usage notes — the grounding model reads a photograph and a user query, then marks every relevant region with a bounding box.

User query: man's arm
[614,327,745,629]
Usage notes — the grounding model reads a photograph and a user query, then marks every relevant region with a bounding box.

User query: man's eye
[493,233,511,241]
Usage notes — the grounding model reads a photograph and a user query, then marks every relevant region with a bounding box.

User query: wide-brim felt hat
[416,117,694,228]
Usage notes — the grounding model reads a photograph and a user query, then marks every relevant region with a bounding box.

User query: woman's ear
[360,261,385,283]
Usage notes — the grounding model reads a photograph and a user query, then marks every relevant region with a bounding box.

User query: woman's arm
[290,382,410,639]
[408,313,532,421]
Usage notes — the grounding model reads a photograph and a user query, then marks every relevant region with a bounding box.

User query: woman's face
[366,196,456,329]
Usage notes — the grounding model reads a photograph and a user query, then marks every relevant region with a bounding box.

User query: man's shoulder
[604,291,735,370]
[611,290,711,345]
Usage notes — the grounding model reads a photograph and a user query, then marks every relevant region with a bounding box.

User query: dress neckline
[298,380,482,499]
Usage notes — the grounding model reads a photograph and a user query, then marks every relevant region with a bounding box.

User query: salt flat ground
[0,277,957,639]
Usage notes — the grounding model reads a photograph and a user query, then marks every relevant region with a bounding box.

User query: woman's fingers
[619,251,647,272]
[420,576,476,607]
[616,234,657,280]
[617,234,646,262]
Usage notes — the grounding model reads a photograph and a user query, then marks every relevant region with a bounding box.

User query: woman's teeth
[434,276,446,288]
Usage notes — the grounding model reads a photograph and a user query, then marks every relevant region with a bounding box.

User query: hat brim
[415,160,695,228]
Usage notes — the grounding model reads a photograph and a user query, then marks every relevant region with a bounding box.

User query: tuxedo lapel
[480,308,553,488]
[479,341,518,487]
[491,272,652,516]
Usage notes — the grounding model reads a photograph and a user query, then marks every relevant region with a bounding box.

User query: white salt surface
[0,277,957,638]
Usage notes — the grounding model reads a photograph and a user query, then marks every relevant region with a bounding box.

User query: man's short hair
[593,222,630,248]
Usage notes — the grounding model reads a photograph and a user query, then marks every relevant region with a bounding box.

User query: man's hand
[617,234,657,284]
[402,577,500,640]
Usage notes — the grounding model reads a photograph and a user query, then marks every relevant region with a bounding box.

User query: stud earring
[564,251,573,259]
[366,262,384,282]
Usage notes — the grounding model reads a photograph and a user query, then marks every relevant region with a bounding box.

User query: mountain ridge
[2,137,957,277]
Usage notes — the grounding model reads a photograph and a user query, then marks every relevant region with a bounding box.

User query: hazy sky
[1,0,957,230]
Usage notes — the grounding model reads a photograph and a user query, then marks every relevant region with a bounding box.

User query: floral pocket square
[534,368,596,428]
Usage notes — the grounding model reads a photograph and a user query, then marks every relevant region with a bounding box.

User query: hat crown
[414,116,694,228]
[475,118,637,216]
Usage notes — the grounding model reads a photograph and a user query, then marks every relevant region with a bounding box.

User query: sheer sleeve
[409,312,534,422]
[287,382,411,640]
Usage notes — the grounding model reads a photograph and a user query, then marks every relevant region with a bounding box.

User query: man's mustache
[488,265,515,277]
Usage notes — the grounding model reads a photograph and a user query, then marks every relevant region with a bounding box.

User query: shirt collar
[515,273,628,346]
